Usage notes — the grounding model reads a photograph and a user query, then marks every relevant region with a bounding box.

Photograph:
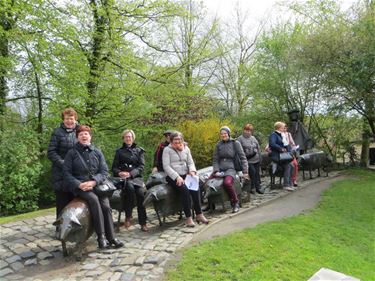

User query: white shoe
[283,186,294,191]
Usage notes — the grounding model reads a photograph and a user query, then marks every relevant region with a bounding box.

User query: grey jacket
[47,123,78,191]
[237,134,261,164]
[212,139,248,178]
[162,144,196,180]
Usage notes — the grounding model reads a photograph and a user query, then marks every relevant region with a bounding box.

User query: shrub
[178,118,234,168]
[0,126,42,215]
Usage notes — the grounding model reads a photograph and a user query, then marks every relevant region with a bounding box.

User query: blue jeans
[283,163,294,187]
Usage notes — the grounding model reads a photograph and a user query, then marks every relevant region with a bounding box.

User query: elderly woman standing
[213,126,249,213]
[237,123,264,194]
[163,131,209,227]
[269,122,295,191]
[112,129,148,232]
[63,125,123,249]
[48,108,78,219]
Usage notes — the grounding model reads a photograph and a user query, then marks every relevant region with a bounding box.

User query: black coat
[63,142,108,196]
[47,123,78,191]
[112,143,145,186]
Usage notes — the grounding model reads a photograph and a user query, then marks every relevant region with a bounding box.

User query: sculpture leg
[116,209,121,232]
[62,241,68,257]
[309,168,312,179]
[153,202,162,226]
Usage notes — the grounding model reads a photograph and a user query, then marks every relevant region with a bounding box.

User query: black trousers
[248,161,261,190]
[76,189,116,241]
[121,182,147,225]
[166,175,202,218]
[55,190,74,219]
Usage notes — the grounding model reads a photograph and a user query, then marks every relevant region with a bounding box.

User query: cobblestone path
[0,171,337,281]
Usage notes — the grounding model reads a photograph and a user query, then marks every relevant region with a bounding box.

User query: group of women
[48,108,297,250]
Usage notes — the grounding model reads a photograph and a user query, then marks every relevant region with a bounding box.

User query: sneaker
[283,186,294,191]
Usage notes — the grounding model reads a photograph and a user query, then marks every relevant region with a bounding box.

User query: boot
[108,238,124,249]
[256,188,264,194]
[232,202,240,213]
[97,234,109,249]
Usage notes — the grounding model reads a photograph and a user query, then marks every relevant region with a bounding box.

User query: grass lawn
[0,207,55,225]
[166,169,375,281]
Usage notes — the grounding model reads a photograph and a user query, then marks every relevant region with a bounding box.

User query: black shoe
[232,203,240,213]
[293,183,298,187]
[109,238,124,249]
[97,235,109,249]
[256,188,264,194]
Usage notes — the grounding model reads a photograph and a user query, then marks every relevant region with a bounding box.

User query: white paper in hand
[185,175,199,191]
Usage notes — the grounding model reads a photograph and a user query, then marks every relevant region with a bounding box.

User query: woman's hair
[170,131,184,142]
[76,125,92,137]
[61,108,78,120]
[219,126,231,135]
[122,129,135,140]
[274,121,285,130]
[243,123,253,130]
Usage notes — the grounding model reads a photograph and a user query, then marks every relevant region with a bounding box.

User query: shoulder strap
[74,148,92,177]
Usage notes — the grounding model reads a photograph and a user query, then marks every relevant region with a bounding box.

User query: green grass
[166,169,375,281]
[0,207,55,225]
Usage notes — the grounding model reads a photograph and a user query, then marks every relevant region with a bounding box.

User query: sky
[201,0,357,23]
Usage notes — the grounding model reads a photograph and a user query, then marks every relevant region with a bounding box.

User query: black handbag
[75,149,116,197]
[233,141,243,172]
[278,152,293,163]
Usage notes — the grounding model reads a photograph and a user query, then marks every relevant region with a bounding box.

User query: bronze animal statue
[53,198,93,259]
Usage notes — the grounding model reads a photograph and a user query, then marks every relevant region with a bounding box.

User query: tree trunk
[360,124,370,167]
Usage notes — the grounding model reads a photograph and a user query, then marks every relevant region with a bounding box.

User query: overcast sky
[201,0,357,23]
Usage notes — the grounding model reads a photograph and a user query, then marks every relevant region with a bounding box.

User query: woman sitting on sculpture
[212,126,249,213]
[63,125,123,249]
[162,131,209,227]
[268,122,295,191]
[112,129,148,232]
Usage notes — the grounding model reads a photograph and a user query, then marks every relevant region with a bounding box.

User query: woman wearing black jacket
[63,125,123,249]
[112,129,148,232]
[47,108,78,219]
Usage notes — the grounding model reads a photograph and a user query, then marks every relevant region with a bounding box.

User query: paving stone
[0,260,8,269]
[24,258,37,266]
[39,259,51,266]
[120,272,135,281]
[141,263,154,270]
[110,258,121,267]
[9,261,24,271]
[19,250,36,259]
[0,267,14,277]
[135,270,148,276]
[144,255,163,265]
[37,251,54,260]
[134,256,144,266]
[5,255,21,264]
[82,263,99,270]
[86,270,104,277]
[110,272,122,281]
[98,272,113,280]
[4,273,25,280]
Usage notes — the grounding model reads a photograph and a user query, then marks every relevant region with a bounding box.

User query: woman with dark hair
[48,108,78,219]
[112,129,148,232]
[162,131,208,227]
[63,125,123,249]
[237,123,263,194]
[212,126,249,213]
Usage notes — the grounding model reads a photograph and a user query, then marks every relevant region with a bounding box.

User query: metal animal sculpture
[298,150,332,179]
[203,174,243,212]
[53,198,93,259]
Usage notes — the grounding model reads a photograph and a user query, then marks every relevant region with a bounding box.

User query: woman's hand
[151,167,158,174]
[119,171,131,178]
[188,171,196,176]
[79,180,96,191]
[243,173,250,180]
[176,176,184,186]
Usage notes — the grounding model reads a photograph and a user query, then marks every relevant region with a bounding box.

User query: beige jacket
[162,144,196,180]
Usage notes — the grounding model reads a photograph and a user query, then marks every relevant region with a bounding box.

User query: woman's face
[243,129,252,135]
[78,131,91,145]
[172,136,182,145]
[63,115,76,129]
[220,131,229,141]
[123,133,134,146]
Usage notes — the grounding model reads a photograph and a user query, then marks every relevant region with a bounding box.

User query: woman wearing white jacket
[162,131,209,227]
